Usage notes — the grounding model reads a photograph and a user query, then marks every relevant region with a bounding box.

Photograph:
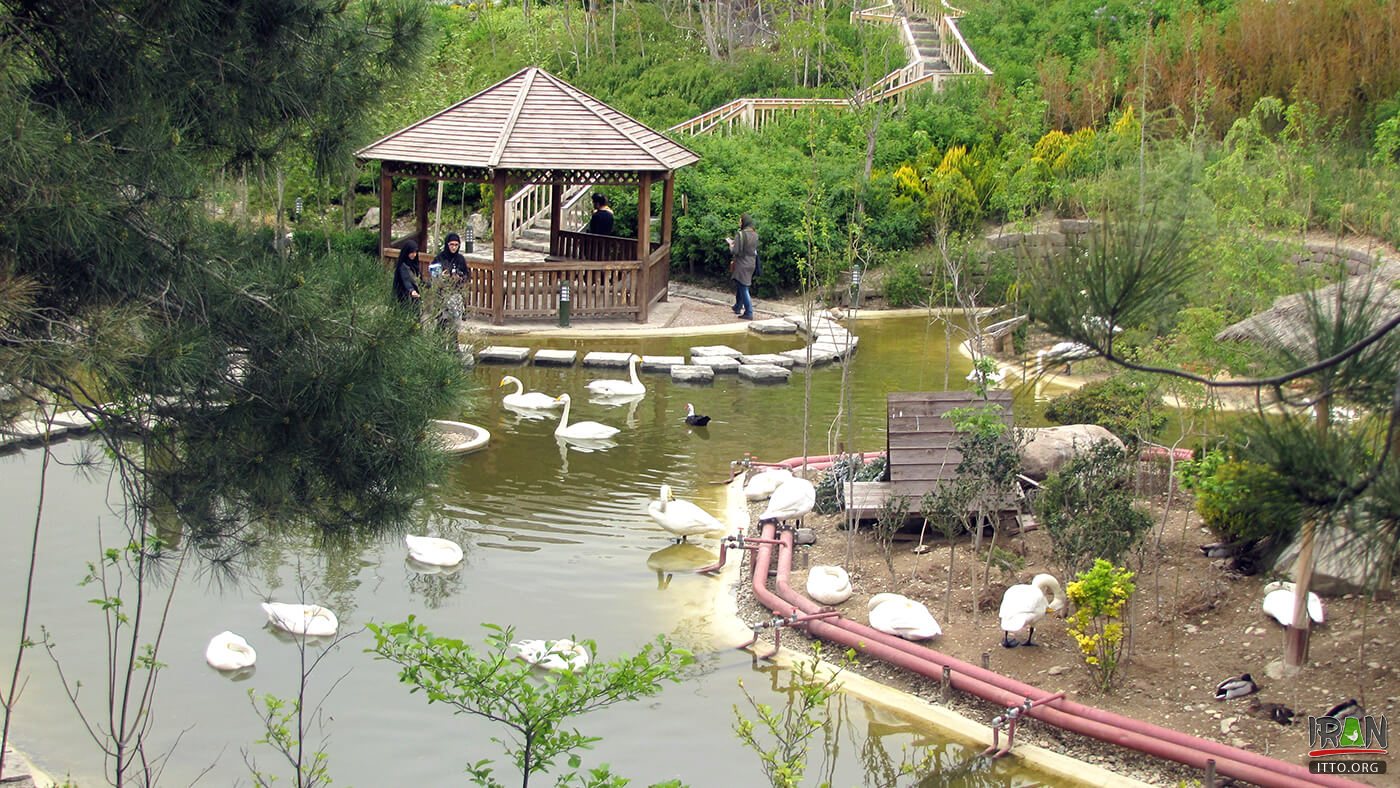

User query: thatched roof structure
[1215,277,1400,358]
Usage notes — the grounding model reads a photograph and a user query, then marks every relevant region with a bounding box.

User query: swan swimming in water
[511,638,590,671]
[498,375,561,410]
[998,574,1066,648]
[405,534,463,567]
[261,602,339,637]
[554,393,620,441]
[648,484,725,542]
[867,593,941,640]
[586,354,645,398]
[206,631,257,671]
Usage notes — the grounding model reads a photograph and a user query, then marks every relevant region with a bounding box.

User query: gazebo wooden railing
[436,238,668,321]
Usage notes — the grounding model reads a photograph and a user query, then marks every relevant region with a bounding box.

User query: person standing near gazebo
[393,241,422,308]
[587,193,615,235]
[727,213,759,320]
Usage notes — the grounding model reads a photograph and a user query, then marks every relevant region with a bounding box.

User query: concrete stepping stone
[582,351,635,367]
[737,364,791,383]
[690,356,741,373]
[640,355,685,373]
[478,346,531,363]
[812,340,857,358]
[689,344,742,358]
[748,318,798,335]
[532,349,578,366]
[780,347,838,367]
[671,365,715,384]
[739,353,795,369]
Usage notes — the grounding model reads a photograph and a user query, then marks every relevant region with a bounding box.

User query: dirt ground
[735,487,1400,786]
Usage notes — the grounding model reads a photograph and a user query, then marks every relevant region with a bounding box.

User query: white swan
[648,484,726,542]
[867,593,941,640]
[759,477,816,524]
[744,467,793,501]
[405,534,463,567]
[511,638,590,671]
[205,631,257,671]
[965,366,1007,386]
[806,565,853,605]
[554,393,620,441]
[999,574,1066,648]
[586,354,645,397]
[261,602,339,637]
[1261,580,1325,626]
[499,375,561,410]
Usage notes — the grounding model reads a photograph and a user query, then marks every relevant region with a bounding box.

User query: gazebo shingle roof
[356,67,699,173]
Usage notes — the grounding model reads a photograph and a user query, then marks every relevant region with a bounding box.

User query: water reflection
[646,542,717,589]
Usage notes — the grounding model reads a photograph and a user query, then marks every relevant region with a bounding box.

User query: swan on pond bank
[999,574,1066,648]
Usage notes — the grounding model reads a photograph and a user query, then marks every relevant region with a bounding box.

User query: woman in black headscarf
[434,232,468,279]
[393,241,421,307]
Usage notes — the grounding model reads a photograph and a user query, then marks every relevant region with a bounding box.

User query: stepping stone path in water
[1,409,97,450]
[689,344,742,358]
[780,347,839,367]
[737,364,791,383]
[582,351,635,367]
[532,349,577,366]
[478,346,531,363]
[671,366,715,384]
[640,355,685,373]
[747,318,798,335]
[738,353,795,369]
[690,356,741,373]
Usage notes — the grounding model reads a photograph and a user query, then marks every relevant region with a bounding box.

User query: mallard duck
[261,602,338,637]
[1214,673,1259,700]
[554,394,620,441]
[205,631,257,671]
[744,467,793,501]
[498,375,561,410]
[998,574,1066,648]
[586,354,645,397]
[511,638,590,671]
[405,534,463,567]
[1261,580,1325,626]
[683,403,711,427]
[758,477,816,525]
[867,593,941,640]
[1247,700,1295,725]
[806,565,853,606]
[1324,698,1364,722]
[647,484,725,542]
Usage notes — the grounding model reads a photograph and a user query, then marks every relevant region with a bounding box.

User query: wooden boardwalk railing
[501,0,991,246]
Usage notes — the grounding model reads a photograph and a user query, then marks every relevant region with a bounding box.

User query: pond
[0,314,1082,787]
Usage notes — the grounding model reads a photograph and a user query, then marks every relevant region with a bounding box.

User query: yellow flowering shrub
[1065,559,1135,692]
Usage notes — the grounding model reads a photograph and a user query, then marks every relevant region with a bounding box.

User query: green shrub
[882,258,928,307]
[292,228,380,258]
[1034,441,1153,578]
[815,455,887,515]
[1043,376,1167,445]
[1176,450,1299,541]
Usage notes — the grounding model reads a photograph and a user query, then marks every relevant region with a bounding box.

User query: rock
[1221,717,1237,734]
[670,365,715,384]
[739,353,796,368]
[689,344,742,358]
[581,351,634,367]
[532,349,577,366]
[477,345,531,363]
[780,347,837,367]
[1048,665,1070,676]
[1019,425,1125,481]
[1270,525,1387,595]
[357,205,379,229]
[748,319,798,335]
[1184,624,1199,634]
[640,355,685,373]
[736,364,790,383]
[690,356,741,373]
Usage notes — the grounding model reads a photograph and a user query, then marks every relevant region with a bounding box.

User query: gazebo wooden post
[491,170,507,325]
[414,178,430,277]
[378,167,393,260]
[660,173,674,303]
[636,174,652,323]
[549,181,563,256]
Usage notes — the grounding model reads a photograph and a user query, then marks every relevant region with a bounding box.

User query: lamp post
[558,281,571,327]
[849,265,863,310]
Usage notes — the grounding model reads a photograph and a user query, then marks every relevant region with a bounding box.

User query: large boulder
[1020,425,1124,481]
[1271,527,1389,597]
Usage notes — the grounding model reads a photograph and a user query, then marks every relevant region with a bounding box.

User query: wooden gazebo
[356,67,700,324]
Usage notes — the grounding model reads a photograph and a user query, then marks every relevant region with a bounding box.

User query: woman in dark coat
[433,232,468,279]
[393,241,421,307]
[728,214,758,320]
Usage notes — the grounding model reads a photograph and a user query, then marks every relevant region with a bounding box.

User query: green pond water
[0,314,1088,787]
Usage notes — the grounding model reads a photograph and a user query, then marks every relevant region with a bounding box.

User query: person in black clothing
[587,192,614,235]
[434,232,468,279]
[393,241,421,307]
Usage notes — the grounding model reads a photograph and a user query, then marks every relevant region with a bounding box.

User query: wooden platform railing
[939,14,991,75]
[668,97,847,136]
[554,230,653,262]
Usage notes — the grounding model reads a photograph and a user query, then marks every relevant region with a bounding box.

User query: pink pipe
[758,451,886,471]
[746,524,1359,788]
